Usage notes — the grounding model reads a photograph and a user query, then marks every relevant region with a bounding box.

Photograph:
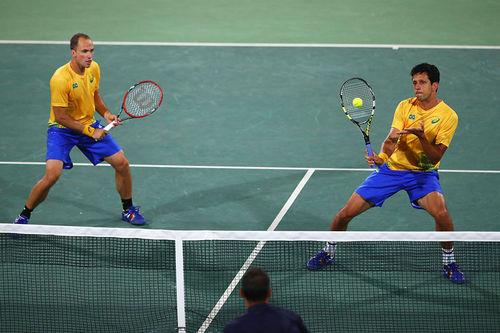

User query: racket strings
[124,82,163,118]
[341,80,374,123]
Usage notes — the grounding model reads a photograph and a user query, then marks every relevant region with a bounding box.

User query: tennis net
[1,224,499,332]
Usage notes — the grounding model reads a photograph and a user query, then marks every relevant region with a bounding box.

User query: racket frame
[339,77,376,160]
[104,80,164,131]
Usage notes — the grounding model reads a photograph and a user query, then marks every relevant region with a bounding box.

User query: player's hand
[365,151,384,167]
[103,111,122,128]
[92,128,107,141]
[398,121,424,138]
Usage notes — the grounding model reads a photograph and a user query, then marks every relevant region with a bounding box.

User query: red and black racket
[104,80,163,131]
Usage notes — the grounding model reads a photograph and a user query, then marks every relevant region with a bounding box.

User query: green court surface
[1,44,499,230]
[1,0,499,45]
[1,1,499,332]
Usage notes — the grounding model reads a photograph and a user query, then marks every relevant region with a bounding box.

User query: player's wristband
[378,152,389,163]
[82,125,95,138]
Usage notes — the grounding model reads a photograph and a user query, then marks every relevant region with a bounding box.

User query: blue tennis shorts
[355,164,442,209]
[46,121,122,169]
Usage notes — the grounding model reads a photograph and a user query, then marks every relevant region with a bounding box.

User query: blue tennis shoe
[122,206,146,225]
[442,262,465,284]
[14,215,29,224]
[307,250,335,270]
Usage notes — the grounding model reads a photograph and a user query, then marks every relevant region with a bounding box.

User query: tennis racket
[339,77,376,165]
[104,80,164,131]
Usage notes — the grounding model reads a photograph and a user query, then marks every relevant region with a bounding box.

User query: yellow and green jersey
[48,61,100,127]
[387,97,458,171]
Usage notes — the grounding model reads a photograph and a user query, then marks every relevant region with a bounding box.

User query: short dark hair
[411,63,440,83]
[241,267,270,302]
[70,33,91,50]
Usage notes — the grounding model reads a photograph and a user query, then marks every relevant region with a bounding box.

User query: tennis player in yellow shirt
[308,63,464,283]
[14,33,145,225]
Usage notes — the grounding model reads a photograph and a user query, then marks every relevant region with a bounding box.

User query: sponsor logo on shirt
[72,82,78,89]
[431,117,440,124]
[409,114,416,120]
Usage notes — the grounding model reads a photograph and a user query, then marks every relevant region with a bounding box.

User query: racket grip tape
[366,143,375,169]
[366,143,374,157]
[103,121,117,131]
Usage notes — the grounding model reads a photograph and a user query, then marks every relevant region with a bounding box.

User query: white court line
[197,169,315,333]
[0,40,499,49]
[175,239,187,333]
[0,161,499,174]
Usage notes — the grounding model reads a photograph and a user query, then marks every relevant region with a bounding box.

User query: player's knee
[113,157,130,173]
[433,206,450,221]
[336,208,355,223]
[432,208,454,231]
[43,172,61,186]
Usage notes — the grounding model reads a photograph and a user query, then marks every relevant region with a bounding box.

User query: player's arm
[398,122,447,164]
[53,106,106,140]
[366,127,399,166]
[94,90,119,126]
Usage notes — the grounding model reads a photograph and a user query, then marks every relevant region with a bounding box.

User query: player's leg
[14,160,64,224]
[307,193,373,270]
[104,151,145,225]
[104,151,132,200]
[14,126,78,224]
[79,127,145,225]
[307,167,398,270]
[417,191,465,283]
[417,191,454,243]
[331,192,373,231]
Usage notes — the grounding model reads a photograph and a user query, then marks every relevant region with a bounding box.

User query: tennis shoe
[442,262,465,284]
[307,250,335,270]
[14,215,29,224]
[122,206,146,225]
[11,215,29,239]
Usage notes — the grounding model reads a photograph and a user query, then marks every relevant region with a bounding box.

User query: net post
[175,238,186,333]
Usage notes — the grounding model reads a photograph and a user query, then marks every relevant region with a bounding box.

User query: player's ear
[432,81,439,93]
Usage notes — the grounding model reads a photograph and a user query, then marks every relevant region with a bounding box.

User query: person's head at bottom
[240,267,271,308]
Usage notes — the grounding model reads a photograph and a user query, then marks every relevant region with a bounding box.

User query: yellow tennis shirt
[48,61,100,127]
[387,97,458,171]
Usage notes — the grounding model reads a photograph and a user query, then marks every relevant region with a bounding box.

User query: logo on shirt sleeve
[431,117,440,124]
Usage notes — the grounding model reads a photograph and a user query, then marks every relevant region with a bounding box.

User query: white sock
[442,247,455,266]
[323,241,337,257]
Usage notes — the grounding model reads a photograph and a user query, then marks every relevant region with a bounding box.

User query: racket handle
[103,121,117,131]
[366,143,375,168]
[366,143,374,157]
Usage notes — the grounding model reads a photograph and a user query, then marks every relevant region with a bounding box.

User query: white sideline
[0,161,499,174]
[1,40,499,50]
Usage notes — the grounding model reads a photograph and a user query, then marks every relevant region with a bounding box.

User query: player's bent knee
[43,173,61,186]
[112,157,130,173]
[43,167,62,184]
[336,208,356,223]
[430,206,450,220]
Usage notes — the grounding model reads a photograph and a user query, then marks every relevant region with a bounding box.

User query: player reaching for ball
[307,63,465,284]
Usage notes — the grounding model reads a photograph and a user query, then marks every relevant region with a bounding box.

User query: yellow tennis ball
[352,97,363,108]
